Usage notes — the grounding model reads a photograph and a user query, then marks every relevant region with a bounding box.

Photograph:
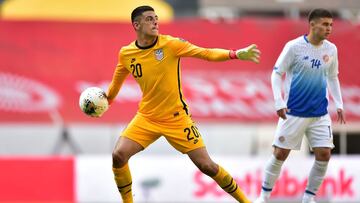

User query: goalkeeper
[106,5,260,203]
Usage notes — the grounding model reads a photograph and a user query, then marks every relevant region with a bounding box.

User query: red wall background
[1,19,359,123]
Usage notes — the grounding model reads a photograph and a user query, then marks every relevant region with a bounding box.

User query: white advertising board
[76,155,360,202]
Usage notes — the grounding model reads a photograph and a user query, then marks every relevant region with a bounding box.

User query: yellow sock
[212,165,250,203]
[113,163,133,203]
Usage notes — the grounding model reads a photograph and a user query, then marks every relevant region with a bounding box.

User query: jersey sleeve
[274,42,294,75]
[327,46,343,109]
[271,71,287,110]
[328,46,339,78]
[271,42,294,110]
[107,49,130,102]
[169,37,230,61]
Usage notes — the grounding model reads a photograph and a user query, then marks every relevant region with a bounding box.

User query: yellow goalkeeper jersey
[107,34,230,121]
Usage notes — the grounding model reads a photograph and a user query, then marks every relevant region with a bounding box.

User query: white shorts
[273,114,334,150]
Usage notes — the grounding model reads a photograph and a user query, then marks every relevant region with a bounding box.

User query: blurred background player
[106,5,260,203]
[254,8,346,203]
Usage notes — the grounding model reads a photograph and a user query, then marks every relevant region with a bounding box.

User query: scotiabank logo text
[194,168,354,199]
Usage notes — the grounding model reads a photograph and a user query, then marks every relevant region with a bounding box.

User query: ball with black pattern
[79,87,109,117]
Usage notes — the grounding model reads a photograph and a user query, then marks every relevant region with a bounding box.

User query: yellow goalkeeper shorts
[121,112,205,153]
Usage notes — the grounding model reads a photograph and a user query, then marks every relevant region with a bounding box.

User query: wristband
[229,50,237,59]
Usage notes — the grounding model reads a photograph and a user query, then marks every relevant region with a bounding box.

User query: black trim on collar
[135,36,158,49]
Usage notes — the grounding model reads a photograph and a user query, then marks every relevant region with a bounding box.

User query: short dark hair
[131,5,154,22]
[308,8,333,22]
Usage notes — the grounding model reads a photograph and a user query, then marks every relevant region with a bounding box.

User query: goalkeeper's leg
[188,147,250,203]
[112,137,144,203]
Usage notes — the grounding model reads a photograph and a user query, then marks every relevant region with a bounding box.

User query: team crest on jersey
[154,49,164,61]
[323,54,330,63]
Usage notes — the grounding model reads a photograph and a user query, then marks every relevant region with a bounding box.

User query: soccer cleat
[253,197,268,203]
[302,195,316,203]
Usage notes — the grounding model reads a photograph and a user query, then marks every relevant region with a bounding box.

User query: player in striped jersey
[254,8,345,203]
[106,5,260,203]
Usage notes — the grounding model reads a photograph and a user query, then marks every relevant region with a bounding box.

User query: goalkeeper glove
[230,44,260,63]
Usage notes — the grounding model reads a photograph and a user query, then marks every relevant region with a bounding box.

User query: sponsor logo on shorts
[279,136,285,143]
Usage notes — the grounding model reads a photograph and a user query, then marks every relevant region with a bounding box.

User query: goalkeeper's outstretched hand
[235,44,261,63]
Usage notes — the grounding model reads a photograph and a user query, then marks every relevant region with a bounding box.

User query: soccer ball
[79,87,109,117]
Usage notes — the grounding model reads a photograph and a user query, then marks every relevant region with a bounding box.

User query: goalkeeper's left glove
[230,44,261,63]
